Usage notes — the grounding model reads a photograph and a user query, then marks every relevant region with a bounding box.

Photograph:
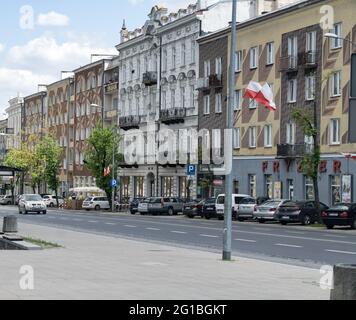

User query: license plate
[329,213,339,217]
[207,208,213,211]
[282,216,290,220]
[185,207,191,210]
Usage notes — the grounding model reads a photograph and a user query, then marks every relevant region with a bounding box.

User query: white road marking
[73,219,83,222]
[88,221,98,223]
[323,234,346,239]
[146,228,160,231]
[326,249,356,255]
[171,231,187,234]
[200,234,219,238]
[124,225,137,228]
[285,231,306,235]
[234,239,257,243]
[105,223,116,226]
[275,243,303,248]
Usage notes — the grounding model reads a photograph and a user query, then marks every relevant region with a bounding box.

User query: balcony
[142,71,158,86]
[197,74,223,91]
[119,115,141,131]
[104,80,119,94]
[303,51,318,69]
[277,144,313,159]
[279,55,298,72]
[160,108,186,125]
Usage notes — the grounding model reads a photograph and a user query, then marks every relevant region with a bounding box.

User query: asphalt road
[1,206,356,268]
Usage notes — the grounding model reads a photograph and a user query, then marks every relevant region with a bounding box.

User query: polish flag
[244,81,276,112]
[104,166,111,177]
[342,153,356,160]
[244,81,262,99]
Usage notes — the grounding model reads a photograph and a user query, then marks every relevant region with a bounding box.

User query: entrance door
[147,173,155,197]
[287,179,294,200]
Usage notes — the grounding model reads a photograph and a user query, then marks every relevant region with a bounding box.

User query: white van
[216,194,250,220]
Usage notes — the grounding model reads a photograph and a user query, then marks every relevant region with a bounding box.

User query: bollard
[330,264,356,300]
[3,216,18,233]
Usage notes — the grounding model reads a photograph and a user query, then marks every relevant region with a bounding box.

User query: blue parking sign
[111,179,118,188]
[187,165,196,176]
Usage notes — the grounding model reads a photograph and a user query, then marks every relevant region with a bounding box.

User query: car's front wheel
[258,219,266,224]
[302,215,311,226]
[281,221,288,226]
[95,205,101,211]
[43,211,47,215]
[168,207,174,216]
[326,224,334,230]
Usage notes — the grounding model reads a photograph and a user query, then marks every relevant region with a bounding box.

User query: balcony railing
[160,107,186,125]
[119,115,141,131]
[277,144,313,159]
[104,81,119,94]
[197,74,223,90]
[279,55,298,72]
[142,71,158,86]
[303,51,318,68]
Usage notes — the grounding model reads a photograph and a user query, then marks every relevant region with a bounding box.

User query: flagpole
[223,0,237,262]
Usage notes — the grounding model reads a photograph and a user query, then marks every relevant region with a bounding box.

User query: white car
[82,197,111,211]
[42,195,64,207]
[19,194,47,215]
[0,195,14,205]
[216,194,250,220]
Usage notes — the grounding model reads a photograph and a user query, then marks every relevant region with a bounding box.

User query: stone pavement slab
[0,223,330,300]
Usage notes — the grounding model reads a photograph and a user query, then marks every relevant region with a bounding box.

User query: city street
[1,206,356,268]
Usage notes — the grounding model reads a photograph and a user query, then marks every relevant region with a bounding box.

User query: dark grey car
[147,197,184,216]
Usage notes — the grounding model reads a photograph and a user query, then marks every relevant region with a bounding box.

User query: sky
[0,0,194,113]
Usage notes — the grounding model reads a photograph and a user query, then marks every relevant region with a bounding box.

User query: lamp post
[324,33,356,48]
[223,0,237,262]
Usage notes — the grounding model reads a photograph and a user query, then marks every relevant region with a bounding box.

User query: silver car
[236,197,257,221]
[254,199,289,223]
[19,194,47,215]
[147,197,184,216]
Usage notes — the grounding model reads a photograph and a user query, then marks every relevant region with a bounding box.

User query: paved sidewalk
[0,223,330,300]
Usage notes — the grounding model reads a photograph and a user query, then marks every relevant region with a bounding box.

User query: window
[305,177,314,200]
[249,175,257,198]
[264,125,272,147]
[266,42,274,65]
[181,43,186,66]
[144,56,149,73]
[306,31,316,53]
[162,91,167,110]
[180,87,186,109]
[234,89,242,110]
[204,60,210,78]
[179,177,188,199]
[330,175,341,205]
[191,40,196,64]
[190,85,195,109]
[235,50,242,72]
[215,93,222,113]
[172,47,176,69]
[122,65,126,83]
[331,71,341,97]
[331,23,342,49]
[249,98,258,109]
[171,89,175,109]
[265,175,273,199]
[203,95,210,115]
[305,75,316,100]
[288,36,298,57]
[136,58,141,80]
[249,127,256,148]
[135,97,140,116]
[287,78,297,103]
[129,61,133,81]
[233,128,240,149]
[330,118,340,145]
[215,57,222,75]
[286,122,296,145]
[134,177,145,198]
[161,177,174,197]
[250,46,258,69]
[163,50,168,72]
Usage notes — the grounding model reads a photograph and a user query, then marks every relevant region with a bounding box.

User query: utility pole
[223,0,237,262]
[112,141,116,213]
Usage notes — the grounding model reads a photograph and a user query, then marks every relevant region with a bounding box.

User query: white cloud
[129,0,145,5]
[0,43,4,53]
[37,11,70,27]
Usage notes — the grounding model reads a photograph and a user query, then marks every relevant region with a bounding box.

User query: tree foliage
[84,124,121,206]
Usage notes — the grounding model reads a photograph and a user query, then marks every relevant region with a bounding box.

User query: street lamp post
[223,0,237,262]
[324,33,356,48]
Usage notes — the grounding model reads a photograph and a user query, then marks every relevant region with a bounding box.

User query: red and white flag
[342,153,356,160]
[244,81,277,111]
[104,166,111,177]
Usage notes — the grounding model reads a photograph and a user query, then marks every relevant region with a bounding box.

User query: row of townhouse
[198,0,356,207]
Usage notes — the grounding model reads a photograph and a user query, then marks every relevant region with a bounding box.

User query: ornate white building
[5,96,23,150]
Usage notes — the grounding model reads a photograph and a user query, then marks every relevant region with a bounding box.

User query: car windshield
[329,204,351,210]
[281,201,299,207]
[24,195,42,202]
[217,196,225,204]
[240,198,256,204]
[206,198,216,204]
[235,197,248,204]
[85,198,93,202]
[262,200,282,207]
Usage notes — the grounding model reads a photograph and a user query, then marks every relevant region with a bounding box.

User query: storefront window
[330,175,341,205]
[120,177,130,203]
[249,175,256,198]
[161,177,174,197]
[179,177,187,199]
[265,175,273,199]
[134,177,145,198]
[305,177,314,200]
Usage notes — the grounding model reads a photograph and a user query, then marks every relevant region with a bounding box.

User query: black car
[322,203,356,229]
[130,198,146,215]
[203,198,217,219]
[183,199,205,218]
[276,200,329,226]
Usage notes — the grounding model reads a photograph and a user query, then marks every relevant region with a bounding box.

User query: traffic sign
[187,165,196,176]
[111,179,118,188]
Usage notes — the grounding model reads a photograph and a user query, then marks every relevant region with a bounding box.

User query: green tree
[84,124,120,207]
[37,137,63,207]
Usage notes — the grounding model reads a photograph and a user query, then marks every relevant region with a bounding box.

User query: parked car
[0,195,14,205]
[216,194,250,220]
[130,198,147,215]
[254,199,290,223]
[82,197,110,211]
[236,197,257,221]
[18,194,47,215]
[15,195,23,205]
[138,198,152,215]
[146,197,184,216]
[322,203,356,229]
[183,199,205,218]
[256,196,271,206]
[276,201,329,226]
[203,198,217,219]
[42,195,64,207]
